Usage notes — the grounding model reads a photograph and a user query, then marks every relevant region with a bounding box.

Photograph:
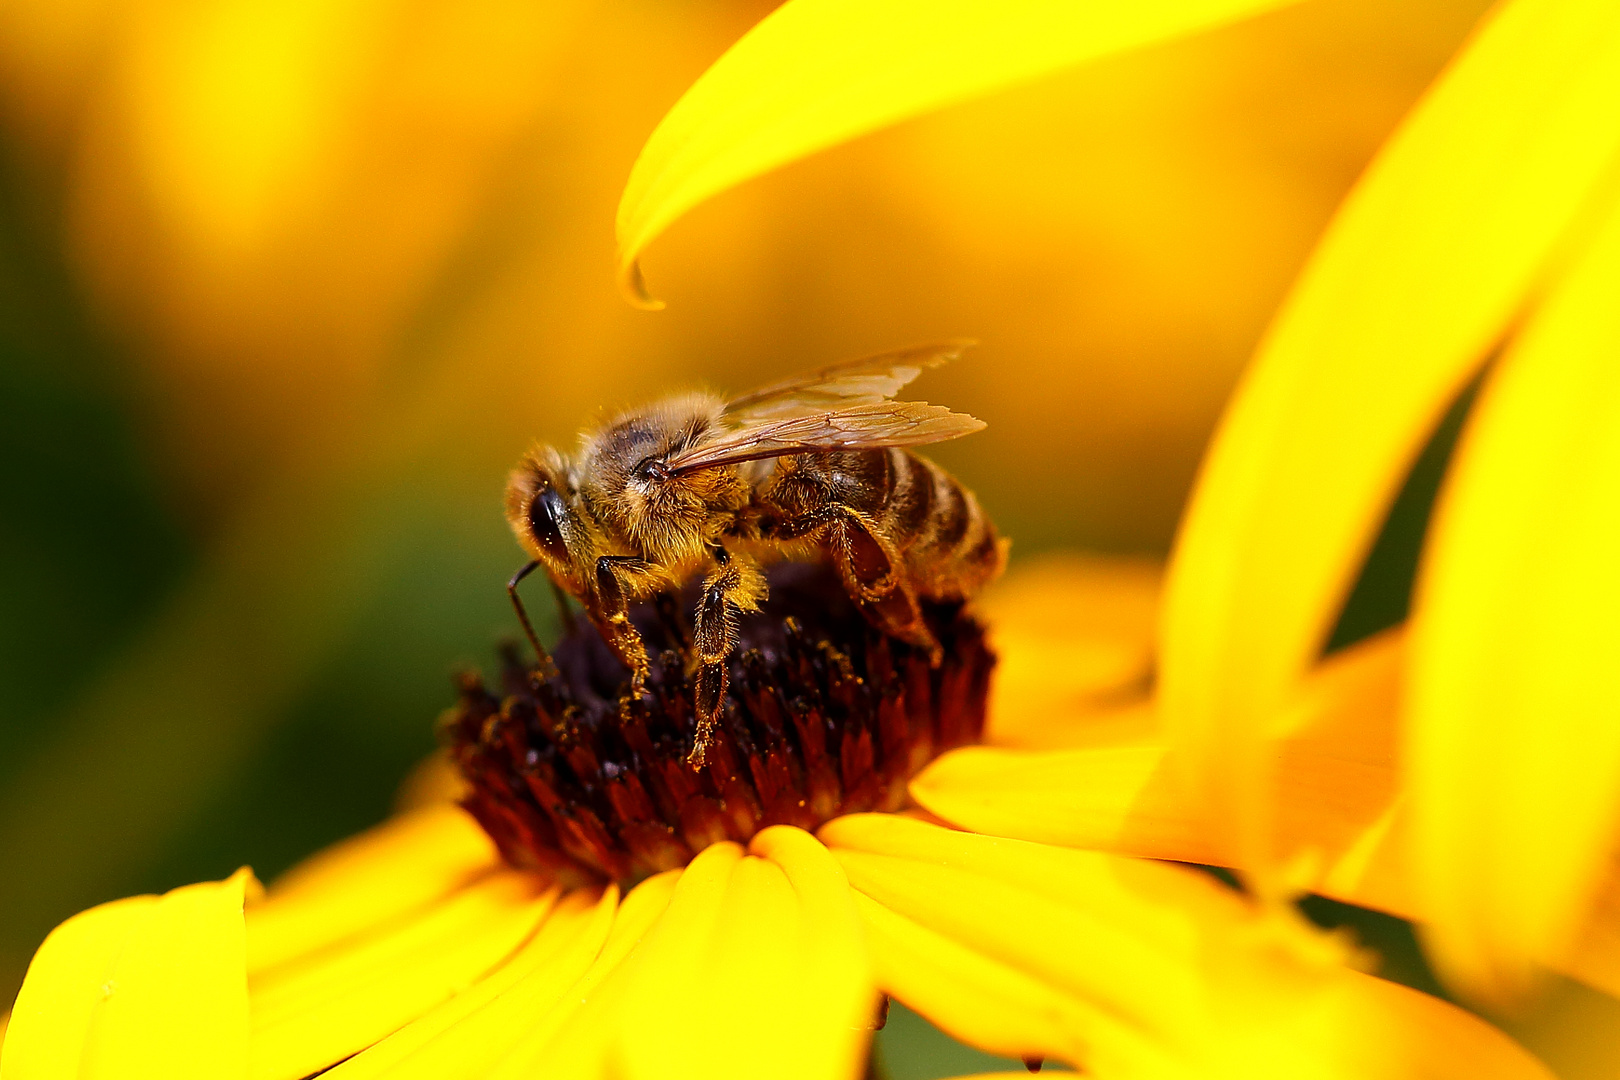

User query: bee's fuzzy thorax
[441,561,994,886]
[571,392,744,560]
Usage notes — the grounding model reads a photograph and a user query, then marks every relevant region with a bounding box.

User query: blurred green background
[0,0,1500,1067]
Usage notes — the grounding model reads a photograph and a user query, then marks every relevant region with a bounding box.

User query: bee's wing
[665,400,985,475]
[724,340,974,420]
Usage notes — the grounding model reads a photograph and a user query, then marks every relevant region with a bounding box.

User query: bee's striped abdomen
[762,447,1005,606]
[880,448,1004,600]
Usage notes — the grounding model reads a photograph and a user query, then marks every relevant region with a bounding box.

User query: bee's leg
[833,509,905,603]
[689,546,766,767]
[593,554,653,689]
[771,505,900,600]
[838,537,940,665]
[823,509,940,664]
[776,507,941,663]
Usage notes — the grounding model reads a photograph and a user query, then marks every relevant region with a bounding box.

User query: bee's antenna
[507,561,556,676]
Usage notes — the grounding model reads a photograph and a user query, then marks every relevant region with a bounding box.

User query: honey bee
[504,341,1007,763]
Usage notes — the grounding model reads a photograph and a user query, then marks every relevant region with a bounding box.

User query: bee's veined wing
[665,400,985,475]
[724,340,975,420]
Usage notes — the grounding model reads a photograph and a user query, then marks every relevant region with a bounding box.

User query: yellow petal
[596,839,743,1075]
[613,831,873,1080]
[827,814,1308,1026]
[614,0,1303,305]
[927,619,1620,1001]
[917,631,1407,907]
[484,870,680,1080]
[748,826,876,1075]
[850,889,1101,1068]
[1332,974,1561,1080]
[1407,180,1620,1004]
[1566,865,1620,1001]
[246,804,500,975]
[980,555,1161,750]
[3,870,254,1080]
[823,814,1551,1080]
[392,751,471,812]
[326,884,618,1080]
[248,869,553,1080]
[1159,0,1620,881]
[912,742,1200,858]
[2,897,158,1080]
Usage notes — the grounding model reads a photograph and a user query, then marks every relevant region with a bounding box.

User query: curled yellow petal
[3,870,254,1080]
[824,815,1551,1080]
[614,0,1302,305]
[1407,179,1620,1005]
[1160,0,1620,883]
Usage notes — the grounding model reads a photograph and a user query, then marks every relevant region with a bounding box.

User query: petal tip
[230,866,265,905]
[617,257,665,311]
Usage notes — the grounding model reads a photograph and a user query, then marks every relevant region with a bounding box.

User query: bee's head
[505,447,588,594]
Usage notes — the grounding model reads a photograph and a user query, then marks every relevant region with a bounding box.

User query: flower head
[445,562,992,886]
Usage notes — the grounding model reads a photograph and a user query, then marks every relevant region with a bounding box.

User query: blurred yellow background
[0,0,1490,1017]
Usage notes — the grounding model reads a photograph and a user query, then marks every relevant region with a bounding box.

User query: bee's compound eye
[634,457,671,483]
[527,486,570,563]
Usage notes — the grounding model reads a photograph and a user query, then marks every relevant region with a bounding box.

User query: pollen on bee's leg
[439,561,995,887]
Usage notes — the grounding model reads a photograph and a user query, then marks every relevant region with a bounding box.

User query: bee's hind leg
[689,546,766,767]
[836,526,940,664]
[782,506,942,665]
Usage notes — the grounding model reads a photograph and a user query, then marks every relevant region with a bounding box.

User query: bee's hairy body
[505,343,1005,764]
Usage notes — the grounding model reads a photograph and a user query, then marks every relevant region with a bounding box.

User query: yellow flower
[601,0,1620,1016]
[0,562,1545,1080]
[3,0,1605,1073]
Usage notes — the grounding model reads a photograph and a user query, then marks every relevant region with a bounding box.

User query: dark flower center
[442,561,994,886]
